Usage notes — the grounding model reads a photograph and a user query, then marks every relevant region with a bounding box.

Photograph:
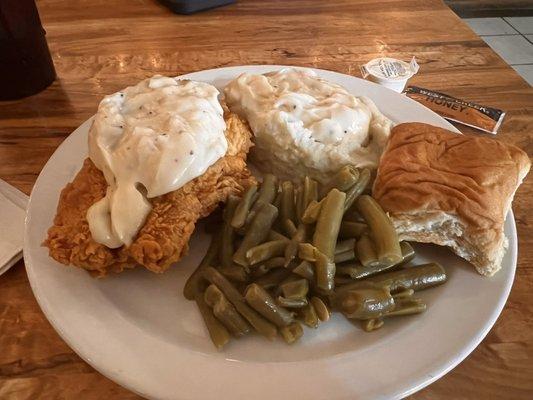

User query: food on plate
[44,76,254,276]
[204,284,251,337]
[373,122,530,276]
[194,291,231,350]
[41,67,526,353]
[86,76,229,249]
[184,166,448,349]
[224,68,393,182]
[203,266,278,340]
[336,262,447,294]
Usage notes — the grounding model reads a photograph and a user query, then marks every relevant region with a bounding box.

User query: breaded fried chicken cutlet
[44,76,254,277]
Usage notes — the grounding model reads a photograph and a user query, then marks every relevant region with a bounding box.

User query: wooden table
[0,0,531,398]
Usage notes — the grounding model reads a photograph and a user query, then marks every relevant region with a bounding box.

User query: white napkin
[0,179,28,276]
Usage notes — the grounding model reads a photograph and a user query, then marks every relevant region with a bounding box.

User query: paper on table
[0,179,28,276]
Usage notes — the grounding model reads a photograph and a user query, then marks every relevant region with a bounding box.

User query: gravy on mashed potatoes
[224,68,393,182]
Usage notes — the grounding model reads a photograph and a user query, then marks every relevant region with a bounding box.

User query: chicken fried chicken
[44,111,254,277]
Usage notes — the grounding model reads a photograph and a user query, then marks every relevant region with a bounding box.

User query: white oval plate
[24,66,516,400]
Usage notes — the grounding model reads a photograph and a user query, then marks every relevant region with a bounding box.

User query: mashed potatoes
[224,68,393,182]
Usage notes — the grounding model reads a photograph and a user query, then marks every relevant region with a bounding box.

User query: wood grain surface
[0,0,531,399]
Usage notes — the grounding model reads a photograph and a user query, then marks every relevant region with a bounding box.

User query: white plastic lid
[361,57,419,81]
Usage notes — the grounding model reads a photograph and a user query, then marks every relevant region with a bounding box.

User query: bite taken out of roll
[372,122,530,276]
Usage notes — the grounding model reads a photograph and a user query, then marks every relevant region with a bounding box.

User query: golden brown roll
[373,122,530,276]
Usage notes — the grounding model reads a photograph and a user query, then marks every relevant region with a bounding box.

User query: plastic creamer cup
[360,57,419,93]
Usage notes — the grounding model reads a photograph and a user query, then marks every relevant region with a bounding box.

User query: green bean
[235,224,247,236]
[254,268,292,290]
[356,195,402,265]
[334,249,356,263]
[194,292,230,350]
[233,203,278,267]
[339,221,367,239]
[281,279,309,299]
[202,267,245,304]
[346,241,416,280]
[284,223,307,266]
[280,322,304,344]
[339,263,447,294]
[336,264,361,277]
[183,233,221,300]
[399,296,424,305]
[302,176,318,211]
[335,238,356,255]
[295,185,304,222]
[292,260,315,281]
[251,174,278,213]
[273,189,282,209]
[204,285,250,337]
[221,195,239,268]
[370,263,446,293]
[298,303,319,328]
[334,286,394,320]
[202,267,278,339]
[277,273,304,290]
[319,165,360,198]
[234,302,278,340]
[277,296,308,308]
[334,276,355,286]
[344,208,366,223]
[245,283,294,327]
[264,257,286,269]
[344,168,371,212]
[400,242,416,265]
[298,242,318,261]
[283,218,298,237]
[246,240,287,265]
[313,189,346,260]
[231,184,258,229]
[301,199,322,224]
[360,318,384,332]
[392,288,415,300]
[280,181,296,225]
[243,209,257,228]
[315,250,336,292]
[251,264,270,279]
[268,230,290,242]
[219,265,248,282]
[356,235,380,267]
[386,298,426,317]
[342,261,379,280]
[310,297,330,322]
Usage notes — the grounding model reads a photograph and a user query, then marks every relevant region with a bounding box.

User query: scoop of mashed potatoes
[224,68,393,182]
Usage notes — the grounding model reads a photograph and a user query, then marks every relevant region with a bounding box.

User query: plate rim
[23,65,517,400]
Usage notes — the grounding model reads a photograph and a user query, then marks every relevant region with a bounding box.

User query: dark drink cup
[0,0,56,100]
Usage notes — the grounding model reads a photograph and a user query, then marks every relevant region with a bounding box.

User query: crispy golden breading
[44,111,254,277]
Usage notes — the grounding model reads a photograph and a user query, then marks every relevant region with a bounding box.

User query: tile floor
[464,16,533,85]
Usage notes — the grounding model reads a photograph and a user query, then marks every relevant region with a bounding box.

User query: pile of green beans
[184,169,448,350]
